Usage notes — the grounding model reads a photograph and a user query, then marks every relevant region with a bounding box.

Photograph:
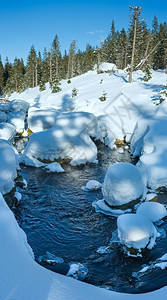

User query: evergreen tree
[0,56,4,94]
[26,45,38,88]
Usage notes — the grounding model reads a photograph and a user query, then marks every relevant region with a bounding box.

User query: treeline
[0,7,167,95]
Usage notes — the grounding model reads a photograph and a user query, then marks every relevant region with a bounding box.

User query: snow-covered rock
[0,111,7,122]
[66,263,88,281]
[7,110,26,133]
[146,193,158,202]
[0,140,18,195]
[131,116,167,189]
[93,199,131,217]
[28,107,59,132]
[24,112,102,166]
[0,122,16,141]
[18,154,45,167]
[8,99,30,112]
[38,251,64,265]
[117,213,158,253]
[14,191,22,202]
[45,162,64,173]
[102,163,144,207]
[83,180,102,191]
[136,202,167,223]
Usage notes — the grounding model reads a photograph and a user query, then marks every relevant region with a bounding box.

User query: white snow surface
[83,180,102,191]
[0,140,18,194]
[28,107,59,132]
[0,122,16,141]
[117,213,158,251]
[2,68,167,298]
[102,163,144,207]
[24,111,102,165]
[136,202,167,223]
[45,162,64,173]
[0,111,7,122]
[7,110,26,133]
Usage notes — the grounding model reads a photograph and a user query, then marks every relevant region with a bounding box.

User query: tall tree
[0,56,4,94]
[26,45,38,88]
[128,5,143,83]
[67,40,76,79]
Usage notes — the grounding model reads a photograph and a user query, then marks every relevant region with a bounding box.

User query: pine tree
[0,56,4,94]
[128,5,143,82]
[50,74,61,93]
[143,64,152,81]
[26,45,38,88]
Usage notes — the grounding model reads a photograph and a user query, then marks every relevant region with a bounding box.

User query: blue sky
[0,0,166,64]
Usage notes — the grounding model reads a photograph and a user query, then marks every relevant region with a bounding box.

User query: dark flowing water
[14,143,167,294]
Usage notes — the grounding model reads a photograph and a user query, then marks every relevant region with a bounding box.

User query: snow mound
[18,154,45,167]
[28,107,59,132]
[136,202,167,223]
[8,99,30,112]
[146,193,158,201]
[24,112,102,166]
[0,111,7,122]
[131,116,167,189]
[0,140,18,195]
[102,163,144,207]
[94,62,117,73]
[7,110,26,133]
[45,162,64,173]
[83,180,102,191]
[0,122,16,141]
[117,213,158,252]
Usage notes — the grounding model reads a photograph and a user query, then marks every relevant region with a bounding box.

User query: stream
[13,140,167,294]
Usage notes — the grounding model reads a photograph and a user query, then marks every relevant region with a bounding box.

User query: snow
[136,202,167,223]
[8,99,30,112]
[28,107,59,132]
[23,112,102,166]
[0,122,16,141]
[45,162,64,173]
[14,191,22,201]
[38,251,64,265]
[7,110,26,133]
[94,62,118,73]
[66,263,88,281]
[0,140,18,195]
[146,193,158,201]
[102,163,145,207]
[83,180,102,191]
[117,213,158,252]
[18,154,45,167]
[1,68,167,298]
[0,111,7,122]
[92,199,131,216]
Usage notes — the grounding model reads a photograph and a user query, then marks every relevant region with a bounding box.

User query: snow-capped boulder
[23,112,102,166]
[45,162,64,173]
[0,111,7,122]
[83,180,102,191]
[0,140,18,194]
[8,99,30,112]
[7,110,26,133]
[0,122,16,141]
[136,202,167,223]
[28,108,59,132]
[102,163,144,208]
[117,213,158,254]
[132,116,167,189]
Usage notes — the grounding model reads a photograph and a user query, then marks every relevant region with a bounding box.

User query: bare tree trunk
[136,40,162,70]
[129,14,137,83]
[97,51,101,74]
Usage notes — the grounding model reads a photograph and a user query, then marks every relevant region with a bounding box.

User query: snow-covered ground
[1,64,167,299]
